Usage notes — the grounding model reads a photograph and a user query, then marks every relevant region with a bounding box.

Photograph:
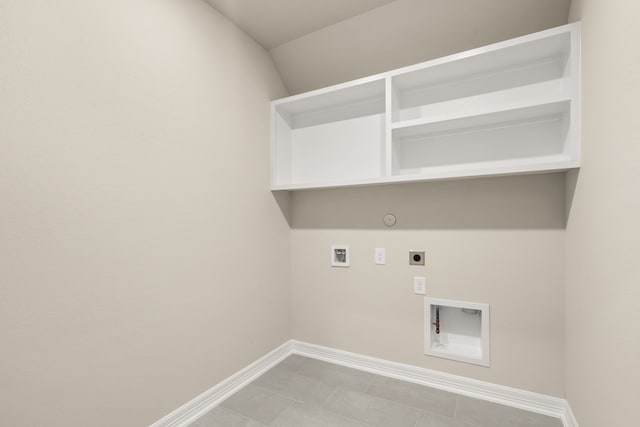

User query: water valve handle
[432,321,440,334]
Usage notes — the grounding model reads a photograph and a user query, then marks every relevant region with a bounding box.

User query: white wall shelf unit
[271,23,580,190]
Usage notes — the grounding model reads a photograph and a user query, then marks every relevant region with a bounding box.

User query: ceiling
[204,0,396,49]
[204,0,572,95]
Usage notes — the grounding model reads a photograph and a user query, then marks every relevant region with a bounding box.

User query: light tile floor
[188,355,563,427]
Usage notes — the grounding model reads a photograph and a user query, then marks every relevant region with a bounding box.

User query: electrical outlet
[414,276,426,294]
[375,248,385,265]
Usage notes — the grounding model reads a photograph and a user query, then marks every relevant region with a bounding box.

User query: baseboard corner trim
[151,339,578,427]
[150,340,293,427]
[563,400,580,427]
[291,340,578,427]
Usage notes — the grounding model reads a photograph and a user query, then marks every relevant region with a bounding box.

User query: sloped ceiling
[204,0,395,49]
[206,0,572,95]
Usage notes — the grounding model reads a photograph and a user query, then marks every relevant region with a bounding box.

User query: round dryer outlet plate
[383,213,397,227]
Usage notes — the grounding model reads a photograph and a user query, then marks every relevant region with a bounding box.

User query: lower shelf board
[271,160,578,190]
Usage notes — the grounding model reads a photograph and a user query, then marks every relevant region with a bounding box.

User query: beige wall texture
[291,174,566,397]
[565,1,640,426]
[5,0,639,425]
[270,0,571,94]
[0,0,290,426]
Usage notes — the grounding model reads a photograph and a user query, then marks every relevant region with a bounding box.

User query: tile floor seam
[291,359,305,374]
[229,407,270,427]
[362,380,454,418]
[271,398,298,426]
[220,383,298,426]
[356,386,428,422]
[453,393,459,421]
[362,372,378,394]
[411,409,423,427]
[199,405,270,427]
[319,386,341,410]
[367,377,460,420]
[324,387,422,427]
[250,382,308,406]
[363,389,425,413]
[282,400,303,421]
[314,386,379,427]
[326,406,378,427]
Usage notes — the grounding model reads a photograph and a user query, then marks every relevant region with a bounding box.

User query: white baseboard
[563,401,580,427]
[291,340,577,427]
[150,341,291,427]
[151,339,578,427]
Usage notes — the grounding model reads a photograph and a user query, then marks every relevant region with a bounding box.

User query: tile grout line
[249,382,304,406]
[360,376,427,426]
[412,409,423,427]
[319,386,341,410]
[453,393,459,422]
[221,382,299,426]
[292,357,381,397]
[268,397,298,427]
[259,356,394,425]
[323,386,422,427]
[364,374,380,394]
[288,354,307,375]
[199,406,270,427]
[362,376,457,420]
[234,408,270,427]
[354,386,430,418]
[314,385,378,427]
[260,358,373,410]
[332,408,378,427]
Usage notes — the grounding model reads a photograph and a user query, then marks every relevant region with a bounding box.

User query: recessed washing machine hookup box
[424,298,490,367]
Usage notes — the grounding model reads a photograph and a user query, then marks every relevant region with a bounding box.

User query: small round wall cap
[383,213,397,227]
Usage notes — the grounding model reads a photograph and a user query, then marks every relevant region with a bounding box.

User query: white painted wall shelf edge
[271,23,581,191]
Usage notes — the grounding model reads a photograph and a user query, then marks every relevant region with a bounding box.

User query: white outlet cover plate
[375,248,385,265]
[414,276,426,294]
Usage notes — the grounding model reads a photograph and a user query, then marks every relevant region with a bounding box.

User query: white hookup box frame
[424,297,490,367]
